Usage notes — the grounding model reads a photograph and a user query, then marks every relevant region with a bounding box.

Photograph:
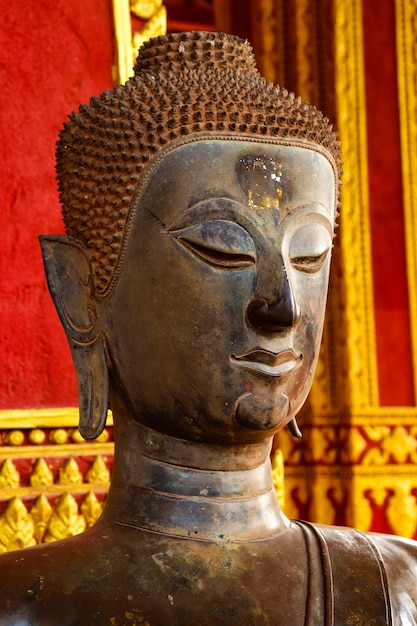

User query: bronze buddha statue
[0,32,415,625]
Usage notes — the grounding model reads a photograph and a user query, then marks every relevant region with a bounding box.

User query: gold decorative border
[0,408,113,452]
[395,0,417,401]
[0,407,113,429]
[277,404,417,536]
[333,0,378,407]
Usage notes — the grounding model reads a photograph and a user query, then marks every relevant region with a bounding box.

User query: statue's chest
[116,532,311,625]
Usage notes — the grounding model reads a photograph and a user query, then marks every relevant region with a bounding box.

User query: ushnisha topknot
[57,31,341,297]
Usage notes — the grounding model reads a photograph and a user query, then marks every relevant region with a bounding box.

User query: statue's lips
[230,349,302,377]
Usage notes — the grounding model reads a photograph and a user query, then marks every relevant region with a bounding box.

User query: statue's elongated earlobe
[287,418,302,438]
[70,333,109,439]
[39,235,109,439]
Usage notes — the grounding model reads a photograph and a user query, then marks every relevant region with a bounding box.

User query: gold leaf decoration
[71,428,85,444]
[30,494,53,543]
[30,458,54,488]
[0,497,35,552]
[95,429,110,443]
[58,458,83,485]
[353,490,373,532]
[368,486,389,508]
[112,0,167,84]
[130,0,162,20]
[381,426,417,463]
[86,456,110,484]
[28,428,46,445]
[44,493,86,542]
[131,4,167,60]
[50,428,68,445]
[81,492,103,528]
[0,460,20,489]
[386,485,417,539]
[6,430,25,446]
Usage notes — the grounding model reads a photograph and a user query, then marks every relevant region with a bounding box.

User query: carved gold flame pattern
[0,409,112,551]
[0,492,106,551]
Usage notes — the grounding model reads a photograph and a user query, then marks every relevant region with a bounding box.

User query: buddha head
[40,32,341,445]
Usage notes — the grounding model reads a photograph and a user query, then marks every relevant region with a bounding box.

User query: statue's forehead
[131,138,336,227]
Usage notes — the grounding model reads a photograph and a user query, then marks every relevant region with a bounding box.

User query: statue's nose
[246,278,300,332]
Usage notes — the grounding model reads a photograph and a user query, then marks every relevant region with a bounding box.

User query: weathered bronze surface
[0,32,416,625]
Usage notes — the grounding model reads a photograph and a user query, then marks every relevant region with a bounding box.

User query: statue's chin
[234,389,290,432]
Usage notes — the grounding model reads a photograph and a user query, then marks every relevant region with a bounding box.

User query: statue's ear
[39,235,109,440]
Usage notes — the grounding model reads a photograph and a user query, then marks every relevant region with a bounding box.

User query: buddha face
[103,140,336,444]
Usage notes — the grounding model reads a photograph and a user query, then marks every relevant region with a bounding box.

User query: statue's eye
[289,223,332,274]
[175,220,256,270]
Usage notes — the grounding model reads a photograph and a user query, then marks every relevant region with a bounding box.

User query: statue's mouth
[230,348,302,377]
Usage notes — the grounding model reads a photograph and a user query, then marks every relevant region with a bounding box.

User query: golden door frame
[269,0,417,538]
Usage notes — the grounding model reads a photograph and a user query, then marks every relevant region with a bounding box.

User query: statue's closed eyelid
[172,220,257,270]
[288,222,332,273]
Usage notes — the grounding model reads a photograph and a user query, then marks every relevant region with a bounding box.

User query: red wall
[0,1,114,409]
[363,0,415,405]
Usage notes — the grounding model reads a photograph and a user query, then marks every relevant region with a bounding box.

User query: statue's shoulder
[368,530,417,614]
[297,521,417,625]
[0,528,134,624]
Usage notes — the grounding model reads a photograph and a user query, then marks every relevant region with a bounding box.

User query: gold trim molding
[333,0,378,408]
[395,0,417,401]
[0,407,112,430]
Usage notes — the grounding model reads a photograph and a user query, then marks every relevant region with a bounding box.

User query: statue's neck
[102,417,289,542]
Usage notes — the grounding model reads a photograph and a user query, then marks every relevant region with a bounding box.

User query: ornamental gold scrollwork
[353,477,417,539]
[351,425,417,464]
[282,474,349,527]
[283,465,417,540]
[131,0,167,61]
[282,479,312,522]
[386,484,417,538]
[112,0,167,84]
[275,426,351,467]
